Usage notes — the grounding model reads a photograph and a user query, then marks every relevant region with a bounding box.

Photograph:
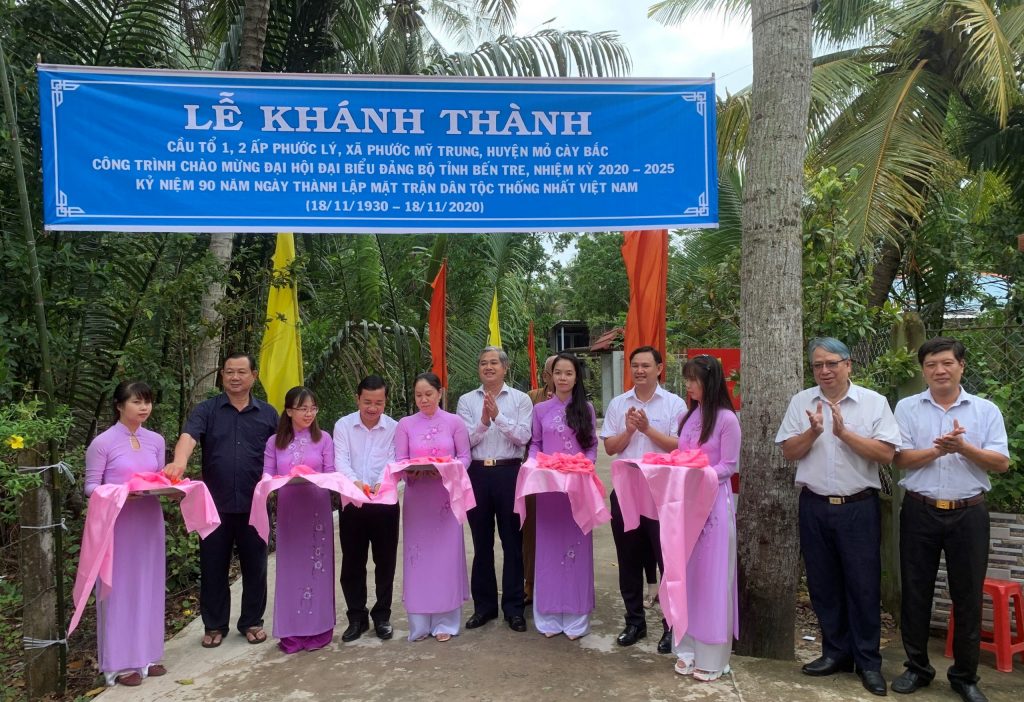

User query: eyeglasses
[290,406,319,415]
[811,360,847,371]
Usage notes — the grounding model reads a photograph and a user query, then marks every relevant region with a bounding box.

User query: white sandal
[674,658,695,676]
[693,665,731,682]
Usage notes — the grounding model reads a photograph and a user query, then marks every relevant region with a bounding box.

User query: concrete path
[99,447,1024,701]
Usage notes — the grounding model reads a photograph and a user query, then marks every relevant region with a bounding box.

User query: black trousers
[799,489,882,672]
[338,502,400,625]
[900,495,989,685]
[610,490,664,627]
[199,511,267,635]
[466,461,525,618]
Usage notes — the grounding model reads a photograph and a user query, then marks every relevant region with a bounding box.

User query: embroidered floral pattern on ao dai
[262,429,336,645]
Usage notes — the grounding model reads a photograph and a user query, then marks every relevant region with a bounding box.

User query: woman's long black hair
[275,386,322,449]
[554,353,596,450]
[678,355,736,445]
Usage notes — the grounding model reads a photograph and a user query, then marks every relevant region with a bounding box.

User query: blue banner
[39,65,717,233]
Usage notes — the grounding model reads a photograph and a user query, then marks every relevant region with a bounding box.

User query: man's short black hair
[917,337,966,365]
[629,345,662,365]
[357,374,388,397]
[223,352,257,371]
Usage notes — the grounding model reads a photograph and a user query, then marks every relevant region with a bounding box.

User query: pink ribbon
[385,457,475,524]
[611,455,718,645]
[534,451,606,497]
[514,456,610,535]
[249,465,395,543]
[69,473,220,636]
[640,449,710,467]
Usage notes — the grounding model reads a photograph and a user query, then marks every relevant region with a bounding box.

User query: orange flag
[429,260,448,389]
[527,321,539,391]
[622,230,668,390]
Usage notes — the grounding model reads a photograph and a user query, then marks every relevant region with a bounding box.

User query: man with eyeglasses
[333,374,399,643]
[776,338,901,697]
[890,338,1008,702]
[164,352,279,649]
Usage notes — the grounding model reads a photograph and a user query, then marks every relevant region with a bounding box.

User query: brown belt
[802,487,876,505]
[905,490,985,511]
[470,458,521,468]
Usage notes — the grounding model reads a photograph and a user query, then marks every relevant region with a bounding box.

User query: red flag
[622,230,668,390]
[429,260,448,389]
[527,321,539,390]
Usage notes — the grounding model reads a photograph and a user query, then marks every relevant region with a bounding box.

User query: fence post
[18,445,62,699]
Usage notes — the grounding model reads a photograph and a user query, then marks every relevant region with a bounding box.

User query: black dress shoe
[858,669,888,696]
[341,620,369,642]
[891,669,931,694]
[505,614,527,632]
[657,627,672,654]
[616,624,647,647]
[949,680,988,702]
[801,656,854,676]
[465,612,497,629]
[374,621,393,640]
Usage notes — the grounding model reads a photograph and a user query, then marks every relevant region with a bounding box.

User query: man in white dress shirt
[333,375,398,642]
[456,346,533,632]
[890,338,1009,702]
[602,345,686,652]
[776,337,900,698]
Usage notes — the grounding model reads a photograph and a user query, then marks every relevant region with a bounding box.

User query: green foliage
[851,345,918,397]
[802,167,879,343]
[982,379,1024,514]
[164,512,201,592]
[0,400,73,542]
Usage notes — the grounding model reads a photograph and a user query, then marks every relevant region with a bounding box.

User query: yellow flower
[5,435,25,450]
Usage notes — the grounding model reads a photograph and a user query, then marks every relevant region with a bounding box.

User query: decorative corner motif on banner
[684,191,710,217]
[50,79,79,108]
[681,92,707,117]
[55,190,84,218]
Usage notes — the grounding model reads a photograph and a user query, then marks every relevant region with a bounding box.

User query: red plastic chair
[945,578,1024,673]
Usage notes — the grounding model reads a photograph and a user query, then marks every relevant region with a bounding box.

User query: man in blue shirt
[891,338,1009,702]
[165,353,278,649]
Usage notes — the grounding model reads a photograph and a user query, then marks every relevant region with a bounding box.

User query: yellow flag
[487,289,502,348]
[259,233,303,412]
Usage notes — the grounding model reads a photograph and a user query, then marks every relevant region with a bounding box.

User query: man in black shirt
[164,353,278,648]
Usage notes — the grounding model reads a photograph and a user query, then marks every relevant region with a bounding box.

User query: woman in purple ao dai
[528,353,598,639]
[84,381,167,687]
[394,372,472,642]
[262,386,336,653]
[672,355,740,682]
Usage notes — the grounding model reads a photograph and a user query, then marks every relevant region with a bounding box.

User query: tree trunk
[19,446,61,699]
[238,0,271,72]
[736,0,813,660]
[192,232,233,404]
[868,238,902,309]
[192,0,271,403]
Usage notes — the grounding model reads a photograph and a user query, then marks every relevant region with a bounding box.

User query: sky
[512,2,753,95]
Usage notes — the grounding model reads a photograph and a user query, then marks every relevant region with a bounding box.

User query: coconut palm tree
[651,0,1024,306]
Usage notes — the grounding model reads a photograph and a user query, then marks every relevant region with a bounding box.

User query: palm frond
[812,62,952,247]
[808,48,882,145]
[648,0,750,27]
[305,320,424,415]
[949,0,1022,128]
[673,164,742,282]
[425,29,630,78]
[38,0,193,67]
